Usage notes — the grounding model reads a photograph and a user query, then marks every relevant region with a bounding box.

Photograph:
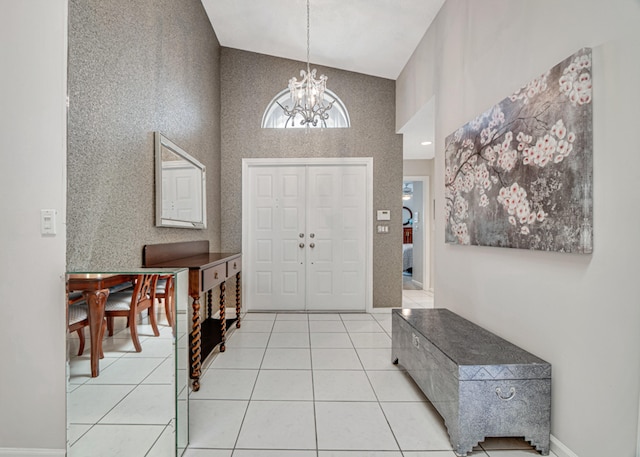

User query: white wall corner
[551,434,580,457]
[0,449,65,457]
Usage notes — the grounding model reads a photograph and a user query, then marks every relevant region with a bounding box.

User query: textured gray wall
[67,0,221,270]
[220,48,403,308]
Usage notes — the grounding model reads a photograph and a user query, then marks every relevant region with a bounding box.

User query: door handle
[309,242,315,248]
[299,243,305,248]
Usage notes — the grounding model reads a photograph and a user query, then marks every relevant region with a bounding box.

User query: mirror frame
[155,132,207,229]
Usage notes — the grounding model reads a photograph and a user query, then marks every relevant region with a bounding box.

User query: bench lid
[393,308,551,380]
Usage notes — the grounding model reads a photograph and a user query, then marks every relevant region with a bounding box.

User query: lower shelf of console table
[192,317,238,365]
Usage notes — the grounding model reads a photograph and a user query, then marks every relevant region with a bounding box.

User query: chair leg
[77,329,85,356]
[149,303,160,337]
[99,319,106,359]
[129,316,143,352]
[107,316,114,336]
[164,296,174,328]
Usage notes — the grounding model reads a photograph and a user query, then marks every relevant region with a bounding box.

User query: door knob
[299,243,305,248]
[309,242,315,248]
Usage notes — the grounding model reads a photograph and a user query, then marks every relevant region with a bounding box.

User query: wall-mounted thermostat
[376,210,390,221]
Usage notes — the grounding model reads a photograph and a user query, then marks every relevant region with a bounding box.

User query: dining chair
[68,290,107,358]
[155,274,175,327]
[104,274,159,352]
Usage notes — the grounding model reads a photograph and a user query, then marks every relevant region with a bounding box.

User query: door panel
[248,166,306,310]
[307,165,366,311]
[162,165,201,222]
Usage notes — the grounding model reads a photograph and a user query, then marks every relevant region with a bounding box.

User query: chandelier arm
[277,101,295,117]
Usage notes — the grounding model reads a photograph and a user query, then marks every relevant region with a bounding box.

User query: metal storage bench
[392,308,551,456]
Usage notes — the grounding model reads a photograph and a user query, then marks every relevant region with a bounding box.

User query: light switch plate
[41,209,57,235]
[377,210,390,221]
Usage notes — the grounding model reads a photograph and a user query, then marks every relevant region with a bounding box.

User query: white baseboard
[411,279,423,288]
[551,434,580,457]
[0,449,65,457]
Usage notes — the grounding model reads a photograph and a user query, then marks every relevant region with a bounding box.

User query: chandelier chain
[306,0,310,73]
[281,0,334,128]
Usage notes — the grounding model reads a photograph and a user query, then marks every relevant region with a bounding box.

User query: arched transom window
[261,88,350,129]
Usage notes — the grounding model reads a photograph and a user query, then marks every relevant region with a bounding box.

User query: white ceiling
[201,0,444,80]
[201,0,443,159]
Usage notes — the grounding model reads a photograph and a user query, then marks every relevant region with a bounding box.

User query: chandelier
[280,0,334,128]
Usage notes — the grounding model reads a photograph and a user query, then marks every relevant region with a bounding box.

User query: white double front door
[245,162,369,311]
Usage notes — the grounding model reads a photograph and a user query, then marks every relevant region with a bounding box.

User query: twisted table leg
[207,289,213,319]
[219,281,226,352]
[236,272,241,328]
[190,295,202,391]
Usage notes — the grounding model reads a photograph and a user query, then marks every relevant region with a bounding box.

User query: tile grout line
[345,312,404,455]
[228,314,274,453]
[307,314,321,457]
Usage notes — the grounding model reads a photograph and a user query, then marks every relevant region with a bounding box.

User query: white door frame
[402,175,430,290]
[242,157,374,313]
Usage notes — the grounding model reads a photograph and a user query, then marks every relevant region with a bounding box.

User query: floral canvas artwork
[444,48,593,253]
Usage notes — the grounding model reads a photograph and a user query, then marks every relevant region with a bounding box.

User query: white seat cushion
[68,304,88,326]
[105,291,133,312]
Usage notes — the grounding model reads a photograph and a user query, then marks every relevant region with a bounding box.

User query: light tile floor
[67,311,177,457]
[185,290,557,457]
[67,289,555,457]
[402,287,434,309]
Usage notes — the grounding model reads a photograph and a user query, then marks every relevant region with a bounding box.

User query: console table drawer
[201,263,226,291]
[227,257,241,277]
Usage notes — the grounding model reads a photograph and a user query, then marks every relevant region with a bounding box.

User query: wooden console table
[143,240,241,391]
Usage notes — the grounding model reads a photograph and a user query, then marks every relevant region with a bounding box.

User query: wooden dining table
[67,274,135,377]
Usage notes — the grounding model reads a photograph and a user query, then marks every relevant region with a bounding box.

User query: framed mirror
[155,132,207,229]
[403,206,413,226]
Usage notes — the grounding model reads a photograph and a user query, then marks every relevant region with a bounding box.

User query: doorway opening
[402,176,430,291]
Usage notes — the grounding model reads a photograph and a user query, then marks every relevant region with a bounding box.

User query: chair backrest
[164,275,174,298]
[132,274,158,311]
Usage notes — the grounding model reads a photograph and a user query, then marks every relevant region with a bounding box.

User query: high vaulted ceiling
[201,0,442,160]
[201,0,444,80]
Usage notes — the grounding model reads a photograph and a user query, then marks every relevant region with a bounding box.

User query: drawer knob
[233,262,237,269]
[214,271,218,279]
[495,387,516,401]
